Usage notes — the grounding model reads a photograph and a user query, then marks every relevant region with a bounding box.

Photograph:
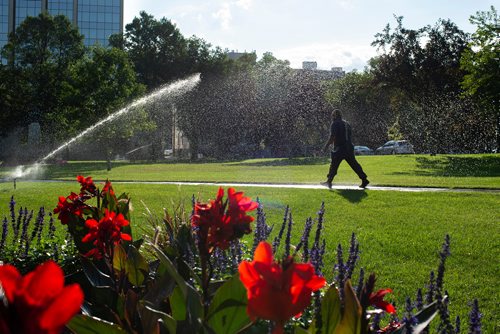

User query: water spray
[8,73,201,180]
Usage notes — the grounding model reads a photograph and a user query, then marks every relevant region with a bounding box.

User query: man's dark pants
[327,148,367,182]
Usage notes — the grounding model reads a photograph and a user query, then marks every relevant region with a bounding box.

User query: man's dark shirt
[330,119,353,153]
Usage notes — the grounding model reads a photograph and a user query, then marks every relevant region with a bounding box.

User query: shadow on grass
[336,189,368,203]
[233,157,327,167]
[41,162,112,179]
[393,155,500,177]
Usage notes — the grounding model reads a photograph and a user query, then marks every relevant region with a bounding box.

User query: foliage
[0,13,84,136]
[111,11,189,89]
[460,6,499,149]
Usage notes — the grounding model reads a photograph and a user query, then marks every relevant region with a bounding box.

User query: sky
[124,1,495,72]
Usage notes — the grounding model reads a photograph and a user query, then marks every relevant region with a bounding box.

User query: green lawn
[0,180,498,331]
[1,154,499,188]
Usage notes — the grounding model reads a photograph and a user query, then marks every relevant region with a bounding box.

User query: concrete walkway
[1,179,499,193]
[103,180,500,193]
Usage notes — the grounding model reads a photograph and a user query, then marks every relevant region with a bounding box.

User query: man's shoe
[320,181,332,189]
[360,179,370,188]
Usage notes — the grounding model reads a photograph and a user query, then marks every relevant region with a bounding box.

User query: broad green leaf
[170,286,187,321]
[294,327,310,334]
[126,245,149,286]
[80,257,114,288]
[151,243,204,329]
[206,274,251,334]
[392,298,443,334]
[334,280,361,334]
[113,244,127,273]
[137,301,177,334]
[309,284,342,334]
[66,314,127,334]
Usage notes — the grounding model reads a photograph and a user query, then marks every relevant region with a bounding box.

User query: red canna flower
[239,241,326,334]
[192,187,258,252]
[82,209,132,259]
[102,180,115,197]
[53,192,84,225]
[77,175,97,197]
[0,260,84,334]
[369,289,396,314]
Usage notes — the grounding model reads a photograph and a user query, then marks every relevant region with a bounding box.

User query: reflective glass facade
[1,0,122,53]
[0,0,9,50]
[15,0,42,28]
[78,0,121,46]
[48,0,74,23]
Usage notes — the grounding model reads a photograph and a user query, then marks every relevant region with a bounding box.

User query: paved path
[1,179,499,193]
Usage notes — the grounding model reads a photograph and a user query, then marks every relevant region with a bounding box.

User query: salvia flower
[9,196,15,226]
[0,217,8,253]
[0,260,84,334]
[251,198,272,254]
[402,297,418,330]
[468,299,482,334]
[272,206,289,254]
[192,187,258,253]
[82,209,132,259]
[238,241,326,334]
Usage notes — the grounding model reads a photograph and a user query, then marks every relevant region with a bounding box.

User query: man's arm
[323,134,334,151]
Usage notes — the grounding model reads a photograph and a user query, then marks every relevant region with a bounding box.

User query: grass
[1,154,499,189]
[0,180,498,331]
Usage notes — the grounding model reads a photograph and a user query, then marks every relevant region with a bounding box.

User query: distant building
[302,61,317,70]
[0,0,123,52]
[297,61,345,80]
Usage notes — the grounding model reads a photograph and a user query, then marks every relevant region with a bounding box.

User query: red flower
[82,209,132,259]
[369,289,396,314]
[102,180,115,197]
[53,192,84,225]
[239,242,326,334]
[77,175,97,197]
[0,260,84,334]
[192,188,258,252]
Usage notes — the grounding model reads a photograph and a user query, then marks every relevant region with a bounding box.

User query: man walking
[321,109,369,189]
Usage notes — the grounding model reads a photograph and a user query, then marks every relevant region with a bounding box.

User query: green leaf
[151,243,204,329]
[392,298,443,334]
[126,245,149,286]
[334,280,361,334]
[113,244,127,273]
[310,284,342,334]
[206,274,251,334]
[66,314,127,334]
[413,298,442,333]
[80,257,114,288]
[139,303,177,334]
[170,286,187,321]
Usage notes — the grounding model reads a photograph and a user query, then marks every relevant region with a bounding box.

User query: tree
[1,13,84,128]
[67,46,149,160]
[460,6,499,149]
[111,11,188,89]
[371,16,469,98]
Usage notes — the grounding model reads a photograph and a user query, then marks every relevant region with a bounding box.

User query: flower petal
[39,284,84,331]
[0,265,21,302]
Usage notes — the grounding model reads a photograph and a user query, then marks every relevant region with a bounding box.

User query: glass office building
[0,0,9,51]
[0,0,123,52]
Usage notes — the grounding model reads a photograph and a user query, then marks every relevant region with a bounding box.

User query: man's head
[332,109,342,120]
